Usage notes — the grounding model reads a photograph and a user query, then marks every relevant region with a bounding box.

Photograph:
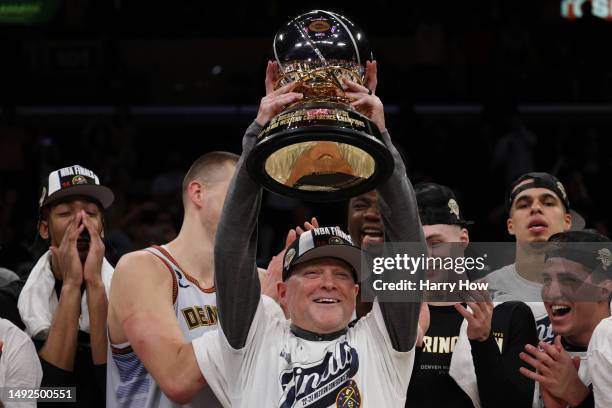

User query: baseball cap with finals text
[39,165,114,210]
[282,226,365,282]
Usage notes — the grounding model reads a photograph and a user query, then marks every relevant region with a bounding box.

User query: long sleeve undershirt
[214,122,426,352]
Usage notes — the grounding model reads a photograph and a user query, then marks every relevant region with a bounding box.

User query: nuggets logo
[329,236,343,245]
[597,248,611,270]
[284,248,297,269]
[448,198,460,219]
[72,175,88,185]
[279,341,359,408]
[335,380,361,407]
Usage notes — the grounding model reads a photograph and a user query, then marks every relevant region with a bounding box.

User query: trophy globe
[247,10,393,202]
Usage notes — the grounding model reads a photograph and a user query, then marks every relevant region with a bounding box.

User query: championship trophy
[247,10,393,202]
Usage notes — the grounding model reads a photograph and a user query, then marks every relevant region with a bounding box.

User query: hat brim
[569,209,586,231]
[42,185,114,209]
[291,244,365,282]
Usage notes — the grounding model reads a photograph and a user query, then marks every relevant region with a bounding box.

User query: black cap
[545,231,612,277]
[39,165,114,210]
[414,183,473,227]
[282,226,363,282]
[507,172,570,213]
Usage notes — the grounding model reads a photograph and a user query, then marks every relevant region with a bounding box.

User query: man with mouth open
[17,165,114,407]
[519,230,612,408]
[190,64,426,407]
[485,172,573,343]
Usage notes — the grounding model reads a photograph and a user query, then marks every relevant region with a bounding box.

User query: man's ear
[278,281,288,308]
[187,180,205,209]
[39,219,49,240]
[507,217,515,236]
[563,211,572,231]
[460,228,469,244]
[600,279,612,302]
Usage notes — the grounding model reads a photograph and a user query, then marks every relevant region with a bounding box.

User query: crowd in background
[1,104,611,276]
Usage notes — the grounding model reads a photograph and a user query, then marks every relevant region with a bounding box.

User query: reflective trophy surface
[247,10,393,202]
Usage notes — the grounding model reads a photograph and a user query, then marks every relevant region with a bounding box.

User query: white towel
[17,250,114,340]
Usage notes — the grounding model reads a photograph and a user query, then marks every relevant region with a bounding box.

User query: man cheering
[192,61,426,407]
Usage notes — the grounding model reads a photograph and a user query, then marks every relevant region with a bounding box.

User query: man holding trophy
[192,10,427,407]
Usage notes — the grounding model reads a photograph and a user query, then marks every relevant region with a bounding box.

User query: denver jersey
[107,245,222,408]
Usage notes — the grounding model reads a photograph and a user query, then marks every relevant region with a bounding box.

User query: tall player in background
[107,152,238,407]
[486,173,573,342]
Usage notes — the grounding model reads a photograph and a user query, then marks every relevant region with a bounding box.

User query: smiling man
[348,190,385,256]
[519,230,612,408]
[486,172,573,343]
[190,63,426,407]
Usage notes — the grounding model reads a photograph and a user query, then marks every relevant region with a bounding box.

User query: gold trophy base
[247,102,393,202]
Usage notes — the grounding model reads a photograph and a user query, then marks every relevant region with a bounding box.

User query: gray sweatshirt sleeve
[214,121,263,350]
[376,129,426,352]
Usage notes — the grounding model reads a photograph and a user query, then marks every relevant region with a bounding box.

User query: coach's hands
[455,290,493,341]
[343,60,385,132]
[255,61,303,127]
[50,212,85,287]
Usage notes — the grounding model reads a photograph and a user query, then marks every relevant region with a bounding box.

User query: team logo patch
[284,248,297,269]
[448,198,460,219]
[72,175,88,185]
[336,379,361,407]
[597,248,611,270]
[329,236,343,245]
[39,187,47,207]
[279,341,359,408]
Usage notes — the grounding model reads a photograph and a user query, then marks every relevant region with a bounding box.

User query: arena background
[1,0,611,274]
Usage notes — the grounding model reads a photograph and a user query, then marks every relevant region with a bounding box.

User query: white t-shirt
[486,264,554,342]
[588,316,612,408]
[0,318,42,408]
[193,298,416,408]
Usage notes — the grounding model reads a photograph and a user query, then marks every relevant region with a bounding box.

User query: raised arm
[376,128,426,352]
[215,63,303,349]
[345,72,426,352]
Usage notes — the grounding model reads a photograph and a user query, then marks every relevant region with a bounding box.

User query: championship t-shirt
[406,305,473,407]
[193,298,416,408]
